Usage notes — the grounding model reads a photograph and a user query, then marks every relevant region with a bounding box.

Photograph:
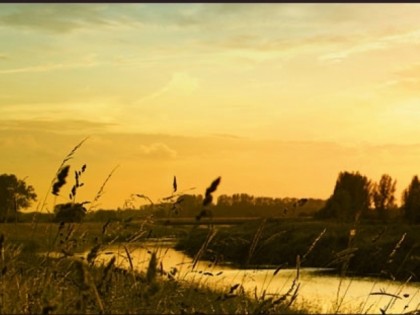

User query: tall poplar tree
[402,175,420,224]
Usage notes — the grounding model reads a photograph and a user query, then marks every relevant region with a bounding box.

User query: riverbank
[0,222,308,314]
[175,220,420,282]
[3,219,418,282]
[86,241,419,315]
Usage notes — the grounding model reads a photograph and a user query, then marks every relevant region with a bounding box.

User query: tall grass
[2,138,419,314]
[0,139,310,314]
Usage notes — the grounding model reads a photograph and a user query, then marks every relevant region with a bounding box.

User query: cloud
[0,119,116,134]
[0,98,123,126]
[138,143,177,159]
[118,5,420,65]
[0,133,43,151]
[376,62,420,93]
[0,4,119,33]
[210,133,244,140]
[166,4,336,30]
[319,42,385,64]
[0,60,98,74]
[198,33,364,66]
[137,72,199,104]
[319,29,420,64]
[0,4,418,38]
[395,63,420,79]
[165,72,199,95]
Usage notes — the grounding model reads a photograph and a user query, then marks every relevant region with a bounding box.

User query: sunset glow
[2,3,420,209]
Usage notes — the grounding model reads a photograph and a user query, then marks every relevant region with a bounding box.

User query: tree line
[0,171,420,224]
[316,171,420,224]
[140,193,325,219]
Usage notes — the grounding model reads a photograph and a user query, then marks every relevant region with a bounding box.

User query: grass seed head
[52,165,70,196]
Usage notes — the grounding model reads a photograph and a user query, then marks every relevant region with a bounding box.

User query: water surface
[89,240,419,314]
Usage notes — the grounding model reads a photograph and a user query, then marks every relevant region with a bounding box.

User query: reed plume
[52,165,70,196]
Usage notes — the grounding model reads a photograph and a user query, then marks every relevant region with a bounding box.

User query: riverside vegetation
[0,138,309,314]
[0,138,419,314]
[0,222,308,314]
[175,220,420,282]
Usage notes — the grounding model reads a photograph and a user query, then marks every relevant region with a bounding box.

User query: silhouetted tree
[176,194,203,217]
[0,174,37,222]
[402,175,420,224]
[54,202,87,223]
[215,194,323,218]
[372,174,397,221]
[316,171,371,222]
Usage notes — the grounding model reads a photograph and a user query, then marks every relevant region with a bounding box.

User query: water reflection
[90,240,419,314]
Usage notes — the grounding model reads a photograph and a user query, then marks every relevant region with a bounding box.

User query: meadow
[1,215,419,314]
[1,139,418,314]
[0,218,312,314]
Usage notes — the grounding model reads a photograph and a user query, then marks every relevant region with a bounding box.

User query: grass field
[1,138,417,314]
[1,217,418,314]
[0,220,310,314]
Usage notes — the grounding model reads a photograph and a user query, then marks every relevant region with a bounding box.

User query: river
[85,239,419,314]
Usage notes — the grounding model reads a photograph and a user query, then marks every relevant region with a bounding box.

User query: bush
[54,203,87,223]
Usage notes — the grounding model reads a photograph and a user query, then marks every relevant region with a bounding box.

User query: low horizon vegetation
[0,137,419,314]
[2,168,419,226]
[0,138,312,314]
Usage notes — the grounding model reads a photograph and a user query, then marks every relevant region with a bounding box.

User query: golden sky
[2,3,420,210]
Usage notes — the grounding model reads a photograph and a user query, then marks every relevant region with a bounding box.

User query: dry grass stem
[192,228,218,270]
[246,218,266,266]
[89,165,119,211]
[302,228,327,262]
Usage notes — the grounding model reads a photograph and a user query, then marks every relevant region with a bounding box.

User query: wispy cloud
[319,29,420,63]
[0,4,113,33]
[0,60,98,74]
[0,119,116,133]
[137,72,199,104]
[395,62,420,77]
[138,143,177,159]
[211,133,244,140]
[376,62,420,92]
